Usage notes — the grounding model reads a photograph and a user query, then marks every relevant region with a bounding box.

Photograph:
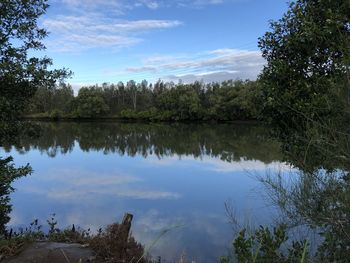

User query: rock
[3,242,96,263]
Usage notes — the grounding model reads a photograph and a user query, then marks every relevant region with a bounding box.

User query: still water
[1,122,287,262]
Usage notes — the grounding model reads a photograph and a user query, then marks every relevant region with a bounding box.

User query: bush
[90,223,149,262]
[222,224,309,263]
[49,110,63,121]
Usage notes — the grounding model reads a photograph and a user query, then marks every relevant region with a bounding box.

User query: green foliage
[220,256,230,263]
[0,0,71,122]
[29,83,74,115]
[258,0,350,170]
[0,215,150,262]
[256,2,350,260]
[49,109,63,121]
[0,221,45,260]
[0,0,70,241]
[0,157,32,235]
[27,79,262,121]
[74,87,110,118]
[262,170,350,262]
[223,225,309,263]
[90,223,148,263]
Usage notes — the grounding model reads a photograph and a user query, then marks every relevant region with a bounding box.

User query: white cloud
[144,155,292,173]
[136,0,160,9]
[165,71,239,83]
[133,209,232,262]
[175,0,240,8]
[47,189,180,200]
[192,0,224,6]
[58,0,126,14]
[57,0,234,11]
[21,168,181,201]
[120,48,264,82]
[44,16,182,33]
[202,158,293,173]
[43,15,182,52]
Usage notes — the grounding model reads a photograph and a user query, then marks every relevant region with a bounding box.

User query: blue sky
[41,0,289,90]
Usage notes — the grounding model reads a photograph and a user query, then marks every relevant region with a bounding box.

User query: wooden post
[120,213,133,262]
[121,213,133,238]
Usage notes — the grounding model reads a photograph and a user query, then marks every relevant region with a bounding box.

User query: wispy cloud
[21,168,181,201]
[61,0,123,8]
[43,15,182,52]
[57,0,234,12]
[47,189,180,200]
[135,0,161,9]
[117,48,264,82]
[144,155,291,173]
[58,0,162,12]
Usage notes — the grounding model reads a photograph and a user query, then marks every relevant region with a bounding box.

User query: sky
[40,0,289,90]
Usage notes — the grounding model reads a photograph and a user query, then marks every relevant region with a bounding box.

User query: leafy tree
[29,86,53,113]
[0,157,32,235]
[256,1,350,261]
[52,83,74,113]
[102,83,119,114]
[258,0,350,170]
[126,80,138,111]
[177,86,201,120]
[0,0,71,122]
[0,0,70,234]
[26,79,263,121]
[74,87,110,118]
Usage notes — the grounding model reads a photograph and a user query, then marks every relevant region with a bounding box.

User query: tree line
[26,79,262,121]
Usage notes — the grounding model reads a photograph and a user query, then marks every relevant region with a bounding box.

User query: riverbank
[1,214,149,263]
[3,242,95,263]
[21,113,260,124]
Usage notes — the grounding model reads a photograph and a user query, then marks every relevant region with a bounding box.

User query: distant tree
[117,81,126,110]
[138,79,152,110]
[75,87,110,118]
[177,86,201,120]
[26,79,263,121]
[29,86,53,113]
[126,80,138,111]
[53,83,74,113]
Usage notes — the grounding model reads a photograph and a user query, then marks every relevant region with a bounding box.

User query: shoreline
[20,116,261,124]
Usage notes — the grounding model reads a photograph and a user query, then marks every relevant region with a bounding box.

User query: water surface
[1,122,286,262]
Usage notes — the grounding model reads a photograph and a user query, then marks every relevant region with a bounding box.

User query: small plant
[90,222,149,262]
[47,213,59,235]
[222,224,310,263]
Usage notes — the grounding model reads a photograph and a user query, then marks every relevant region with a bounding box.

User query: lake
[0,121,288,262]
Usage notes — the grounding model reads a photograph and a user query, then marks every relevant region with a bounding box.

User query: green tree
[255,1,350,261]
[74,87,110,118]
[0,157,32,234]
[0,0,70,234]
[29,86,53,113]
[177,86,201,120]
[0,0,70,122]
[258,0,350,170]
[126,80,139,111]
[52,83,74,114]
